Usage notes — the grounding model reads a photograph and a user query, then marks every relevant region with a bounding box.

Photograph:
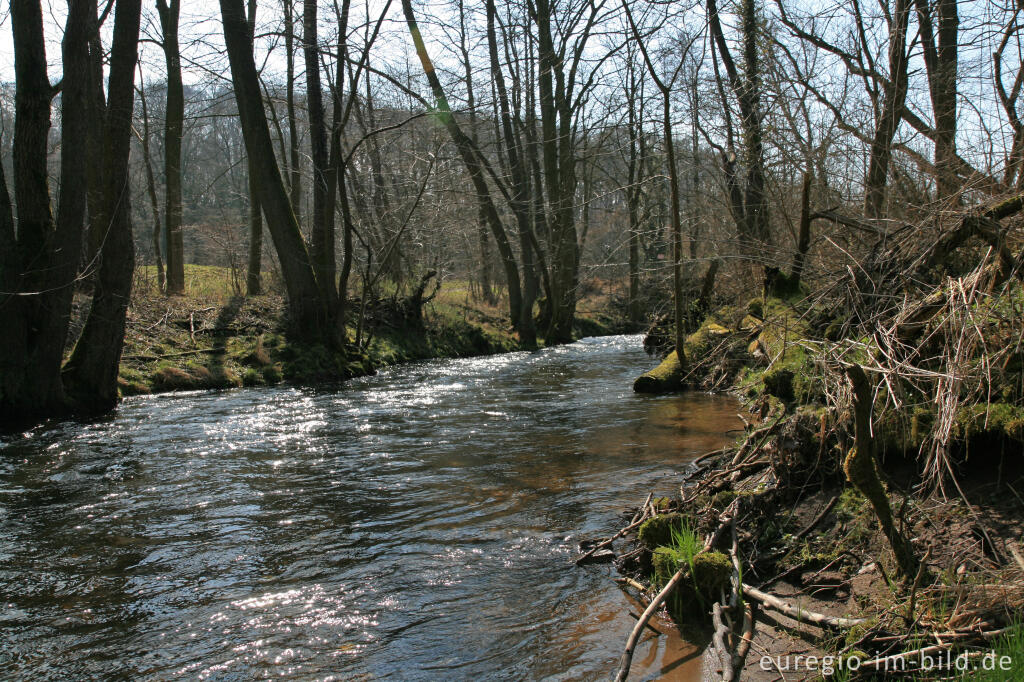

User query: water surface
[0,335,740,680]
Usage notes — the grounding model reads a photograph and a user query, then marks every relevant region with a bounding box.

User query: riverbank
[600,245,1024,678]
[103,265,630,398]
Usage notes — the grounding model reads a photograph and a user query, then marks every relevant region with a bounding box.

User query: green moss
[746,298,764,318]
[651,496,673,512]
[633,350,684,393]
[652,548,731,605]
[637,513,685,548]
[242,368,263,387]
[732,297,831,405]
[953,402,1024,442]
[690,551,732,596]
[633,306,748,394]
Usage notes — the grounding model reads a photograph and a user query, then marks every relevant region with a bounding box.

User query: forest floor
[598,246,1024,679]
[90,265,632,398]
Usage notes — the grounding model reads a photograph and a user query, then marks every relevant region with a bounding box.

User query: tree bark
[708,0,772,263]
[63,0,144,411]
[304,0,337,309]
[533,0,581,344]
[283,0,302,219]
[157,0,185,294]
[486,0,538,346]
[0,0,90,423]
[245,0,262,297]
[864,0,910,218]
[137,78,166,293]
[246,170,263,295]
[791,169,812,284]
[914,0,959,202]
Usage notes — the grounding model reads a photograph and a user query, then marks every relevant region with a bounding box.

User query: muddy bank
[597,262,1024,677]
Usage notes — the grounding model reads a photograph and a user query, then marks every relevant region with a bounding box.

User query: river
[0,335,741,680]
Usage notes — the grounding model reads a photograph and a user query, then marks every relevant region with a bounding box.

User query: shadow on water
[0,335,742,680]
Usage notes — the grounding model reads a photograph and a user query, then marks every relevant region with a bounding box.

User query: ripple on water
[0,335,741,680]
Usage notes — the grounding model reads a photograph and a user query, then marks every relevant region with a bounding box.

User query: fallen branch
[123,348,224,361]
[613,565,691,682]
[575,494,653,565]
[741,583,866,629]
[711,601,736,682]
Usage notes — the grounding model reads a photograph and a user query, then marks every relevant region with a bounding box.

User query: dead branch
[741,583,866,629]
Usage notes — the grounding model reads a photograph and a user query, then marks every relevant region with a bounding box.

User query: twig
[575,501,651,566]
[733,603,756,674]
[694,448,727,466]
[615,576,648,593]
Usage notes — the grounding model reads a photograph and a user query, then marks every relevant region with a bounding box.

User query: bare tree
[157,0,186,294]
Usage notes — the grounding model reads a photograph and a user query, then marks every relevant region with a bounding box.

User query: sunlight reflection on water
[0,335,741,680]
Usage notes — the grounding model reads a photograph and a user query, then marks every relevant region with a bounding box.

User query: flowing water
[0,335,741,680]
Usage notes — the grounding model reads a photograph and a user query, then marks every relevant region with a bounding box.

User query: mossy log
[633,349,684,393]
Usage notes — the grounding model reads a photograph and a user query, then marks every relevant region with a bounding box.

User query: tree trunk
[663,96,686,369]
[739,0,769,248]
[138,79,166,293]
[709,0,772,266]
[245,0,262,297]
[304,0,336,309]
[157,0,185,294]
[63,0,143,411]
[791,169,812,284]
[864,0,910,218]
[626,61,643,325]
[220,0,336,343]
[0,0,90,423]
[246,169,263,295]
[486,0,537,345]
[915,0,959,202]
[84,0,107,264]
[284,0,302,220]
[534,0,579,345]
